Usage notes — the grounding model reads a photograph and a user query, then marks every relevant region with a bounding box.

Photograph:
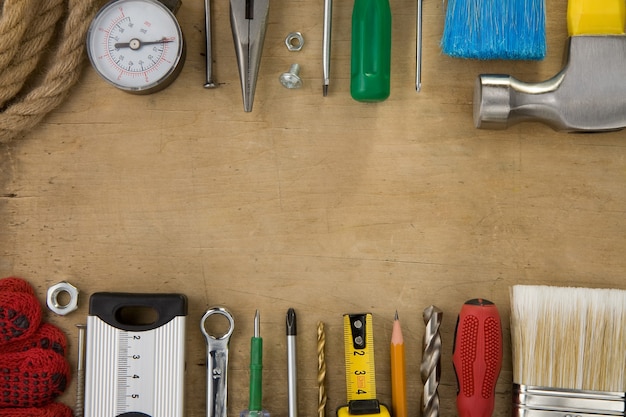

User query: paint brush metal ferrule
[513,384,626,417]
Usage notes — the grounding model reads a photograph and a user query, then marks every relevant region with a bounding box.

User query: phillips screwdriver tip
[286,308,297,335]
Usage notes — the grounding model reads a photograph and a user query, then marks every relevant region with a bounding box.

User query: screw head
[279,72,302,89]
[279,64,303,89]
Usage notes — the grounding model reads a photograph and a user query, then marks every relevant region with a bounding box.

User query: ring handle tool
[201,307,236,417]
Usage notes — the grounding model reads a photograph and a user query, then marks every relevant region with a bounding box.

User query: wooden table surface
[1,0,626,416]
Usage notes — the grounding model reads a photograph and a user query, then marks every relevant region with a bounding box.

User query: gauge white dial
[86,0,185,94]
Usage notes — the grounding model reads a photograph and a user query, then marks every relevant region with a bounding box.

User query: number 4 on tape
[337,313,391,417]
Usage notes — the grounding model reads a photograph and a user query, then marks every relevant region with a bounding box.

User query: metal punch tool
[230,0,269,111]
[204,0,217,88]
[201,307,235,417]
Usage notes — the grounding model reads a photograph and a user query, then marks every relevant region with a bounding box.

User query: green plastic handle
[350,0,392,102]
[249,337,263,411]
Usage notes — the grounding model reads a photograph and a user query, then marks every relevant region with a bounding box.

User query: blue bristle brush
[441,0,547,60]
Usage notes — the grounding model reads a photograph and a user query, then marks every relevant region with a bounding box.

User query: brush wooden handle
[452,299,502,417]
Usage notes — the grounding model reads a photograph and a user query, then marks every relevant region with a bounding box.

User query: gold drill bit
[317,321,327,417]
[421,306,442,417]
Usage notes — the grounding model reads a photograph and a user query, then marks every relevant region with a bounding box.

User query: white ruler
[84,293,187,417]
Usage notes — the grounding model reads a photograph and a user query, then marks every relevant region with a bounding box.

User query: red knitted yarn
[0,402,72,417]
[0,278,71,414]
[2,324,67,356]
[0,348,70,408]
[0,291,41,345]
[0,278,35,295]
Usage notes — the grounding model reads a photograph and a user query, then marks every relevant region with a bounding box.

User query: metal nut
[47,281,79,315]
[285,32,304,51]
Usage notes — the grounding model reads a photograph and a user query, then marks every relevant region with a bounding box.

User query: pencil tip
[323,84,328,97]
[394,310,399,320]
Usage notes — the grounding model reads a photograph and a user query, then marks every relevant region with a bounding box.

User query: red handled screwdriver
[452,299,502,417]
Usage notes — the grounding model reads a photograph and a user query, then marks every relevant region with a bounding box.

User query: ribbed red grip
[452,299,502,417]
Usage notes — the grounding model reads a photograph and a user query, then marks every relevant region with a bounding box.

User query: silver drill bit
[420,306,442,417]
[75,324,87,417]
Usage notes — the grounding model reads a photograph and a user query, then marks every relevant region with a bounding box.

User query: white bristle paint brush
[510,285,626,417]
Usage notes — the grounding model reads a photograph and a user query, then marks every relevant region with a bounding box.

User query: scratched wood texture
[1,0,626,416]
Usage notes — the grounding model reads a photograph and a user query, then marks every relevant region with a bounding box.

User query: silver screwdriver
[322,0,332,96]
[204,0,216,88]
[415,0,423,92]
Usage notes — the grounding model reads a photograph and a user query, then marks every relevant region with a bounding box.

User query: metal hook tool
[201,307,235,417]
[230,0,270,111]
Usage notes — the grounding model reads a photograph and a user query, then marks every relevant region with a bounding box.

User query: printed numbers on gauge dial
[86,0,185,94]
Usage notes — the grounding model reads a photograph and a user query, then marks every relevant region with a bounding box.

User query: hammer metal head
[475,35,626,132]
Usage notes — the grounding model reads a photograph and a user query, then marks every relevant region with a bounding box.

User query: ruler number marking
[344,314,377,401]
[117,330,153,413]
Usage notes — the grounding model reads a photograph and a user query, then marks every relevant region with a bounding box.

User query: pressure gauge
[86,0,186,94]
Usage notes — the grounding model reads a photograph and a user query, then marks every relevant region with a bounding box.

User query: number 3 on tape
[337,313,391,417]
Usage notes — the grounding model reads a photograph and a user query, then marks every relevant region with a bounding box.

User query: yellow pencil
[391,311,407,417]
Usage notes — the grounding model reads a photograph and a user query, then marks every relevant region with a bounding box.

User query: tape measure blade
[343,313,377,402]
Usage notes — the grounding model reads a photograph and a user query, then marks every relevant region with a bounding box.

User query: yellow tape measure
[343,313,377,400]
[337,313,390,417]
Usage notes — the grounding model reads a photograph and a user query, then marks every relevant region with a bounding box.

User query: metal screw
[279,64,303,89]
[75,324,86,417]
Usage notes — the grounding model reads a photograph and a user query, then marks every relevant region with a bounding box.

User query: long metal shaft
[420,306,442,417]
[286,309,298,417]
[75,324,87,417]
[322,0,332,96]
[415,0,423,92]
[204,0,216,88]
[317,321,327,417]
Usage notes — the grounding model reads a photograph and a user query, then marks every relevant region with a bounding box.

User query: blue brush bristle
[441,0,546,60]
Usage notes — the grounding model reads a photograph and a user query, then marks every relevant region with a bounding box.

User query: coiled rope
[0,0,100,144]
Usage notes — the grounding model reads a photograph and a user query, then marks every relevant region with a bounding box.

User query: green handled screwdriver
[241,310,269,417]
[350,0,392,102]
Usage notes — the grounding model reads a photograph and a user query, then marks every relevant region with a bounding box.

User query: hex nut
[285,32,304,52]
[47,281,79,316]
